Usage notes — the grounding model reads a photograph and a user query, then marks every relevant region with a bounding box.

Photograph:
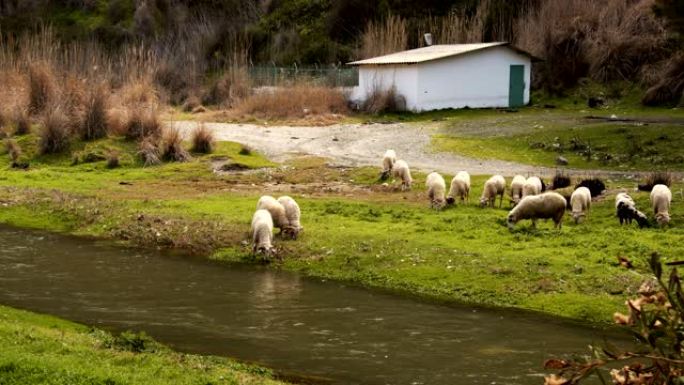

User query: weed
[28,62,56,115]
[39,108,70,154]
[137,137,161,166]
[80,84,109,140]
[106,150,120,169]
[124,108,162,141]
[4,139,27,169]
[160,128,191,162]
[190,123,214,154]
[638,171,672,192]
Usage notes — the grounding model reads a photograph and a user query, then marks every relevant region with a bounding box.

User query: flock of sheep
[249,149,674,256]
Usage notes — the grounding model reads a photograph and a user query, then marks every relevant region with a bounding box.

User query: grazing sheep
[480,175,506,208]
[522,176,543,198]
[615,192,649,228]
[509,175,526,206]
[277,196,303,239]
[426,172,447,209]
[251,209,275,256]
[570,187,591,224]
[507,192,567,229]
[381,150,397,180]
[576,178,606,197]
[650,184,672,226]
[256,195,289,231]
[446,171,470,205]
[392,159,413,191]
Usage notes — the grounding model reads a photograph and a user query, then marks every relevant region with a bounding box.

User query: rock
[332,137,339,142]
[556,156,569,166]
[610,114,618,120]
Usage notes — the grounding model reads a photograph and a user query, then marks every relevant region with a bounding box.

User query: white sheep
[615,192,649,227]
[522,176,542,198]
[447,171,470,205]
[251,209,275,256]
[381,150,397,179]
[256,195,289,231]
[392,159,413,191]
[277,195,303,239]
[570,186,591,224]
[426,172,446,209]
[507,192,566,229]
[650,184,672,226]
[509,175,526,206]
[480,175,506,208]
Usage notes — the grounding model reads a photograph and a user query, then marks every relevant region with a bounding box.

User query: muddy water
[0,226,621,384]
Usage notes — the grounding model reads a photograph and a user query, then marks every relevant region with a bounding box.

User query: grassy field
[0,305,287,385]
[1,130,683,326]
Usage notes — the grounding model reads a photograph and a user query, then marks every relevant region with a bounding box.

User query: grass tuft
[80,84,110,141]
[638,171,672,192]
[39,108,71,154]
[551,172,571,189]
[106,149,120,169]
[28,62,57,115]
[161,128,191,162]
[124,108,162,141]
[190,123,215,154]
[138,137,161,167]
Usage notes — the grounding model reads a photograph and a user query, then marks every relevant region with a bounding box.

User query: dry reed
[39,108,71,154]
[190,123,215,154]
[234,85,348,119]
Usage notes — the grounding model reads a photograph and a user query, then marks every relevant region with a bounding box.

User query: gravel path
[174,121,670,178]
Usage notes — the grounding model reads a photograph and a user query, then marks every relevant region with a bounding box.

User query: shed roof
[348,42,537,66]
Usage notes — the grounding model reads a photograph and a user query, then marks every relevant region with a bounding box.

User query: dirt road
[174,121,659,177]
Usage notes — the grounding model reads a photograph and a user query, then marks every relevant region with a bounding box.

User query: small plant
[137,137,161,166]
[239,144,252,156]
[80,84,109,140]
[575,178,606,198]
[361,85,405,114]
[160,128,191,162]
[551,172,571,189]
[112,330,158,353]
[4,139,27,169]
[13,108,31,136]
[190,123,214,154]
[638,171,672,192]
[106,149,120,169]
[544,253,684,384]
[124,108,162,141]
[39,108,71,154]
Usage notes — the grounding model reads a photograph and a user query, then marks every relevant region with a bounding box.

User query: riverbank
[0,304,288,384]
[0,133,682,324]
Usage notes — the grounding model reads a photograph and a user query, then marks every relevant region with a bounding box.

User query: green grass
[0,305,286,385]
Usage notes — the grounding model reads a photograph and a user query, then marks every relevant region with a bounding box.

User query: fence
[248,65,358,87]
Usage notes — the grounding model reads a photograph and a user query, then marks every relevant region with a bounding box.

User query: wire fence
[248,65,358,87]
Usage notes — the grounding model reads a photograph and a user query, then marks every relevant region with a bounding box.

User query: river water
[0,225,621,384]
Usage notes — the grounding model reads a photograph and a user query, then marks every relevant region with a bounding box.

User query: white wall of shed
[352,65,419,110]
[415,46,531,111]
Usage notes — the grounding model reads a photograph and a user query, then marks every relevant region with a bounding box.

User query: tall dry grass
[233,86,349,120]
[39,108,71,154]
[360,15,408,59]
[80,84,109,140]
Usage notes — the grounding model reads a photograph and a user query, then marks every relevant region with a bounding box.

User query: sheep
[507,192,567,229]
[256,195,289,231]
[509,175,526,206]
[392,159,413,191]
[446,171,470,205]
[615,192,649,228]
[522,176,542,198]
[650,184,672,226]
[251,209,275,256]
[277,195,303,239]
[426,172,447,209]
[480,175,506,208]
[570,186,591,224]
[381,150,397,180]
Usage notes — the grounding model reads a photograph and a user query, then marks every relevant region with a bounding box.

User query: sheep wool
[570,186,591,224]
[256,195,289,230]
[277,195,303,239]
[447,171,470,204]
[509,175,526,206]
[507,192,566,229]
[650,184,672,226]
[382,150,396,173]
[522,176,542,198]
[615,192,649,228]
[426,172,447,209]
[480,175,506,208]
[251,209,274,255]
[392,160,413,191]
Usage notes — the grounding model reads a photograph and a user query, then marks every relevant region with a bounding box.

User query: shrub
[575,178,606,197]
[4,139,27,169]
[112,330,158,353]
[80,84,109,140]
[638,171,672,191]
[190,123,214,154]
[160,128,191,162]
[137,137,161,166]
[106,150,120,169]
[123,108,162,141]
[551,172,571,189]
[233,85,348,120]
[642,53,684,106]
[361,86,405,114]
[28,62,57,115]
[181,94,202,112]
[203,67,250,107]
[39,108,71,154]
[13,108,31,136]
[239,144,252,155]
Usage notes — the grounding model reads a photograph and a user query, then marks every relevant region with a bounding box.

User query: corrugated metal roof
[348,42,530,65]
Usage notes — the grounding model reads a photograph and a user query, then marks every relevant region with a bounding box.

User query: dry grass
[359,15,408,59]
[642,53,684,106]
[80,84,109,140]
[39,108,71,154]
[202,66,250,107]
[190,123,215,154]
[160,128,191,162]
[106,149,120,169]
[4,138,26,168]
[137,137,161,166]
[233,85,348,120]
[638,171,673,191]
[361,86,404,114]
[13,108,31,136]
[123,108,162,141]
[27,62,57,115]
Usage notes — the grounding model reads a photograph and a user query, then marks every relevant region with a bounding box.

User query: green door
[508,65,525,108]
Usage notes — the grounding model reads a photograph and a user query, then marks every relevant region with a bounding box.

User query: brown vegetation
[191,123,215,154]
[80,84,110,140]
[13,108,31,136]
[137,137,161,167]
[39,108,71,154]
[638,171,673,191]
[123,108,162,141]
[106,150,120,169]
[361,86,404,114]
[160,128,191,162]
[233,86,348,120]
[27,62,56,115]
[4,138,27,168]
[360,15,408,59]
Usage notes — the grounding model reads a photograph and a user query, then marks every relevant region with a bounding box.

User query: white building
[348,42,536,112]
